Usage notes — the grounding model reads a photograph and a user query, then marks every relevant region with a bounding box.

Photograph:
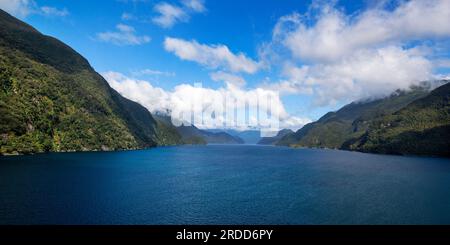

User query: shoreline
[2,144,448,159]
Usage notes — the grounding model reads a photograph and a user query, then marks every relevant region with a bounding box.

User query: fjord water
[1,145,449,224]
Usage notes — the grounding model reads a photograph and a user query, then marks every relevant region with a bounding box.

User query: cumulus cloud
[96,24,151,46]
[263,0,450,106]
[102,71,310,131]
[152,0,206,28]
[181,0,206,13]
[434,59,450,68]
[40,6,69,17]
[282,47,432,105]
[164,37,261,74]
[210,71,246,87]
[275,0,450,63]
[132,68,176,77]
[0,0,35,17]
[0,0,68,18]
[152,2,188,28]
[102,71,171,113]
[121,12,135,20]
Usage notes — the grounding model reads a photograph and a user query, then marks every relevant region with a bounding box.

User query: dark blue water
[1,145,450,224]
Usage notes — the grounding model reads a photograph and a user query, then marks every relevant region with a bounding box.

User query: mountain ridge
[153,114,244,145]
[176,124,244,145]
[343,82,450,156]
[0,9,182,155]
[206,129,261,144]
[258,129,294,145]
[275,82,450,157]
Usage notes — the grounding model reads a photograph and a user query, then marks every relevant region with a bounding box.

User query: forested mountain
[276,82,450,157]
[0,10,182,154]
[177,125,244,144]
[343,82,450,156]
[2,8,447,157]
[258,129,293,145]
[153,114,244,145]
[207,129,261,144]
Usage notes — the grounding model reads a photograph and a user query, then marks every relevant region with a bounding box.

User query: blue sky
[1,0,449,130]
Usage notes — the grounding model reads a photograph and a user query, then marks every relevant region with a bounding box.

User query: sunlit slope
[0,9,181,154]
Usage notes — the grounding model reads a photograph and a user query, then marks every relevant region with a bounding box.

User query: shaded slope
[0,10,180,154]
[177,125,244,144]
[258,129,294,145]
[276,86,430,148]
[206,129,261,144]
[343,82,450,156]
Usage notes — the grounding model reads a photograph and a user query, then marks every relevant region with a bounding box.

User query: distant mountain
[149,114,202,145]
[153,114,244,145]
[207,129,261,144]
[178,125,244,144]
[232,130,261,144]
[151,114,184,146]
[258,129,294,145]
[276,82,450,157]
[0,10,182,154]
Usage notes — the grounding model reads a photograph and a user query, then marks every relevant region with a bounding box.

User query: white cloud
[210,71,246,87]
[434,59,450,68]
[132,69,176,77]
[121,12,135,20]
[275,0,450,63]
[0,0,69,18]
[261,0,449,106]
[181,0,206,13]
[40,6,69,17]
[0,0,35,17]
[152,2,188,28]
[164,37,260,74]
[152,0,206,28]
[102,71,310,130]
[96,24,151,46]
[272,46,432,106]
[102,71,171,113]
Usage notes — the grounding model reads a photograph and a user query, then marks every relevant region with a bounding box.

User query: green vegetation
[182,135,208,145]
[153,118,184,146]
[343,83,450,156]
[152,114,206,145]
[0,10,182,155]
[153,110,244,145]
[276,86,429,148]
[2,9,447,157]
[176,125,243,144]
[276,82,450,157]
[258,129,293,145]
